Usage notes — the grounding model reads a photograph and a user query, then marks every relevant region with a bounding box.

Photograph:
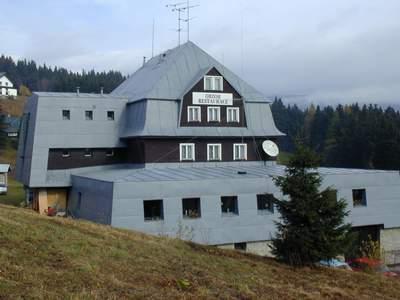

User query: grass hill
[1,205,400,299]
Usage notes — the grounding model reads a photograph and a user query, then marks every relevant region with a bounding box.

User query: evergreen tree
[271,144,353,266]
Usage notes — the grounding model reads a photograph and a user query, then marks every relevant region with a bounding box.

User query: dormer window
[204,75,223,91]
[187,106,201,122]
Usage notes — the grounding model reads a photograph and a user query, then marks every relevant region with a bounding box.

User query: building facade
[0,73,17,97]
[16,42,400,262]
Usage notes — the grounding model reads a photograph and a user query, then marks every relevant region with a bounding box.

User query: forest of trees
[271,98,400,170]
[0,55,125,94]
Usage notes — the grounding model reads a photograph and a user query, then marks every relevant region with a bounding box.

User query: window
[84,148,92,157]
[182,198,201,219]
[107,111,114,121]
[106,149,114,157]
[187,106,201,122]
[207,144,222,161]
[62,110,70,120]
[143,200,164,221]
[204,75,223,91]
[85,110,93,120]
[207,106,220,122]
[221,196,238,215]
[234,243,247,251]
[77,192,82,210]
[61,150,70,158]
[353,189,367,207]
[227,107,240,123]
[180,143,195,161]
[257,194,275,214]
[233,143,247,160]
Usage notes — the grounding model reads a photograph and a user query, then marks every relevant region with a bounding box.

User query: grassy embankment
[0,205,400,299]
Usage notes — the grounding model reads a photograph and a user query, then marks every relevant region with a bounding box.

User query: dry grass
[0,96,27,117]
[0,205,399,299]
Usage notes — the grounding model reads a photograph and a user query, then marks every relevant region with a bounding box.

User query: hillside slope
[0,205,399,299]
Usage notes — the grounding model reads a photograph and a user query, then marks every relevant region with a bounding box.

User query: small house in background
[0,164,10,194]
[0,73,18,98]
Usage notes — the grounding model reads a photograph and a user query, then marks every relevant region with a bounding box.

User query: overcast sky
[1,0,399,105]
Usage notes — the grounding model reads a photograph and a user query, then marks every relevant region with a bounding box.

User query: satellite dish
[262,140,279,157]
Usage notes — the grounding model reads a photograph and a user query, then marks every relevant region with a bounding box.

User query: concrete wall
[381,228,400,265]
[69,176,114,225]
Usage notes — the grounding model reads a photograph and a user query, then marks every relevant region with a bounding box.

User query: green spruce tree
[271,144,353,266]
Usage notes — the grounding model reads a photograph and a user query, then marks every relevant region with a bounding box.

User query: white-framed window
[227,107,240,123]
[204,75,223,91]
[187,106,201,122]
[233,143,247,160]
[180,143,195,161]
[207,144,222,161]
[207,106,220,122]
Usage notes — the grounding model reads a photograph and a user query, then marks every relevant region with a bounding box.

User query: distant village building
[16,42,400,263]
[0,164,10,194]
[0,73,17,98]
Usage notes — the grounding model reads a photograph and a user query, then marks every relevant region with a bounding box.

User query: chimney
[76,87,80,96]
[143,56,147,66]
[100,87,104,95]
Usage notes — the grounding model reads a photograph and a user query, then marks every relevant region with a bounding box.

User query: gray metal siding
[108,169,400,245]
[69,176,113,225]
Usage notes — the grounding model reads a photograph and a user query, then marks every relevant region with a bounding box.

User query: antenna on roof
[152,18,155,58]
[166,1,199,46]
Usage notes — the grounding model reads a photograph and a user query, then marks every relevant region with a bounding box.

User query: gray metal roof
[33,92,126,99]
[76,163,397,183]
[111,41,269,103]
[0,164,10,173]
[0,72,5,78]
[121,99,284,137]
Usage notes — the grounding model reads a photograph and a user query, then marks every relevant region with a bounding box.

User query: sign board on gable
[192,92,233,106]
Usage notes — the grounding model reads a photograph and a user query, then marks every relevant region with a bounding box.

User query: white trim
[204,75,223,91]
[233,143,247,160]
[207,144,222,161]
[106,149,114,157]
[207,106,221,122]
[180,143,195,161]
[61,150,70,158]
[227,107,240,123]
[187,106,201,122]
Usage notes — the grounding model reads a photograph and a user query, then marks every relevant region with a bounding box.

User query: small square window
[182,198,201,219]
[234,242,247,251]
[204,75,223,91]
[353,189,367,207]
[84,149,92,157]
[107,111,114,121]
[106,149,114,157]
[221,196,238,215]
[85,110,93,120]
[257,194,275,214]
[207,144,222,161]
[180,143,195,161]
[61,150,70,158]
[187,106,201,122]
[62,110,70,120]
[143,200,164,221]
[233,143,247,161]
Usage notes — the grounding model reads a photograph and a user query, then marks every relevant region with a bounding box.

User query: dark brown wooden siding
[180,68,247,127]
[47,148,128,170]
[127,138,277,163]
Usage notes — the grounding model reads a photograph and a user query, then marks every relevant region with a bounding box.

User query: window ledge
[144,219,165,222]
[257,210,274,215]
[222,212,239,217]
